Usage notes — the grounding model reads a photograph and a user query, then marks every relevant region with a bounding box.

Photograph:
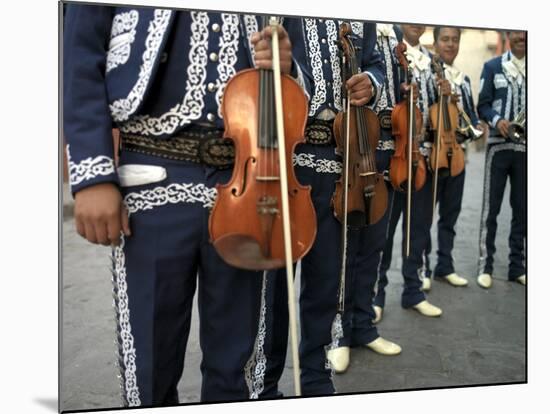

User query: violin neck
[258,68,278,149]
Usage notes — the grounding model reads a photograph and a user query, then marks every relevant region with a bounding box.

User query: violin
[390,42,427,193]
[208,18,317,271]
[389,42,427,256]
[428,55,464,178]
[332,22,387,228]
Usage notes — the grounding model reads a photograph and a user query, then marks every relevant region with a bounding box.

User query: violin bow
[269,16,302,397]
[431,55,447,222]
[406,74,415,258]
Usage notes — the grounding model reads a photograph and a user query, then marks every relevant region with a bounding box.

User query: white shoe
[477,273,493,289]
[516,275,526,285]
[443,273,469,287]
[412,300,442,317]
[366,337,402,355]
[421,277,432,292]
[372,305,383,324]
[326,346,350,374]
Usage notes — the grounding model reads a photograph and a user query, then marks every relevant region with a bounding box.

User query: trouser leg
[347,202,391,345]
[114,152,205,407]
[259,271,289,399]
[374,187,402,308]
[401,171,432,308]
[434,170,466,277]
[261,144,342,397]
[507,148,527,279]
[199,167,264,402]
[478,144,510,276]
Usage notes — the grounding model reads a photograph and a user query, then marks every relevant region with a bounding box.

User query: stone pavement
[61,148,525,412]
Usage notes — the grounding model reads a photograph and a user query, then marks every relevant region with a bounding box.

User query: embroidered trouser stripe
[478,142,526,278]
[112,236,141,407]
[244,271,268,399]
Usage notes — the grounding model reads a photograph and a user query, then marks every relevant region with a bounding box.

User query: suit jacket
[477,51,526,139]
[63,5,310,193]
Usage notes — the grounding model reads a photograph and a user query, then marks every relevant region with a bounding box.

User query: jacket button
[207,113,215,122]
[209,52,218,62]
[321,38,327,44]
[207,82,217,92]
[160,52,168,63]
[212,23,221,32]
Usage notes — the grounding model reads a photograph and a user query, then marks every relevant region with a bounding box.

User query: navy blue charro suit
[423,69,482,281]
[476,51,526,280]
[260,19,385,397]
[374,26,440,310]
[64,4,311,406]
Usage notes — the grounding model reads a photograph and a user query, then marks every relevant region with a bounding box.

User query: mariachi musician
[476,31,526,288]
[374,24,452,321]
[421,26,486,291]
[64,4,311,406]
[260,18,397,394]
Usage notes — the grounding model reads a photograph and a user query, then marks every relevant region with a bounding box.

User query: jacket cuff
[365,71,381,107]
[491,114,502,129]
[66,145,119,195]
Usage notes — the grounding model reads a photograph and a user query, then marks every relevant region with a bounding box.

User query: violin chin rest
[213,234,285,271]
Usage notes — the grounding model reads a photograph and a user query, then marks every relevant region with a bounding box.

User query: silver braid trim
[478,143,526,273]
[112,236,141,407]
[244,272,268,399]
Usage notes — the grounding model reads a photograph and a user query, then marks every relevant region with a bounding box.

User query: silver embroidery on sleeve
[305,19,326,116]
[243,15,259,61]
[350,21,363,38]
[326,20,342,111]
[375,36,398,113]
[112,236,141,407]
[107,10,139,73]
[66,145,116,187]
[119,12,209,136]
[293,152,342,174]
[110,9,172,122]
[492,99,502,114]
[244,272,268,399]
[478,143,526,274]
[215,14,240,118]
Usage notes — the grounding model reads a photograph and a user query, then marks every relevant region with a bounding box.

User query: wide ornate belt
[120,128,235,169]
[305,119,335,145]
[377,108,393,131]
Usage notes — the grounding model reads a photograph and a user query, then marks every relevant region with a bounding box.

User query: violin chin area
[213,233,285,271]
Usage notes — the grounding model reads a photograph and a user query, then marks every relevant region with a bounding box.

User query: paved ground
[61,148,526,412]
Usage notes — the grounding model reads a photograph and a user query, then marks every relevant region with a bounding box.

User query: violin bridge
[256,176,280,181]
[359,171,377,177]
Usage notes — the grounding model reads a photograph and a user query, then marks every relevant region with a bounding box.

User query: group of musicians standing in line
[63,4,526,408]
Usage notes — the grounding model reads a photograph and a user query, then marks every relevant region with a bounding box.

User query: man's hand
[497,119,510,137]
[251,25,293,75]
[437,78,452,96]
[74,183,130,246]
[400,82,419,101]
[346,73,374,106]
